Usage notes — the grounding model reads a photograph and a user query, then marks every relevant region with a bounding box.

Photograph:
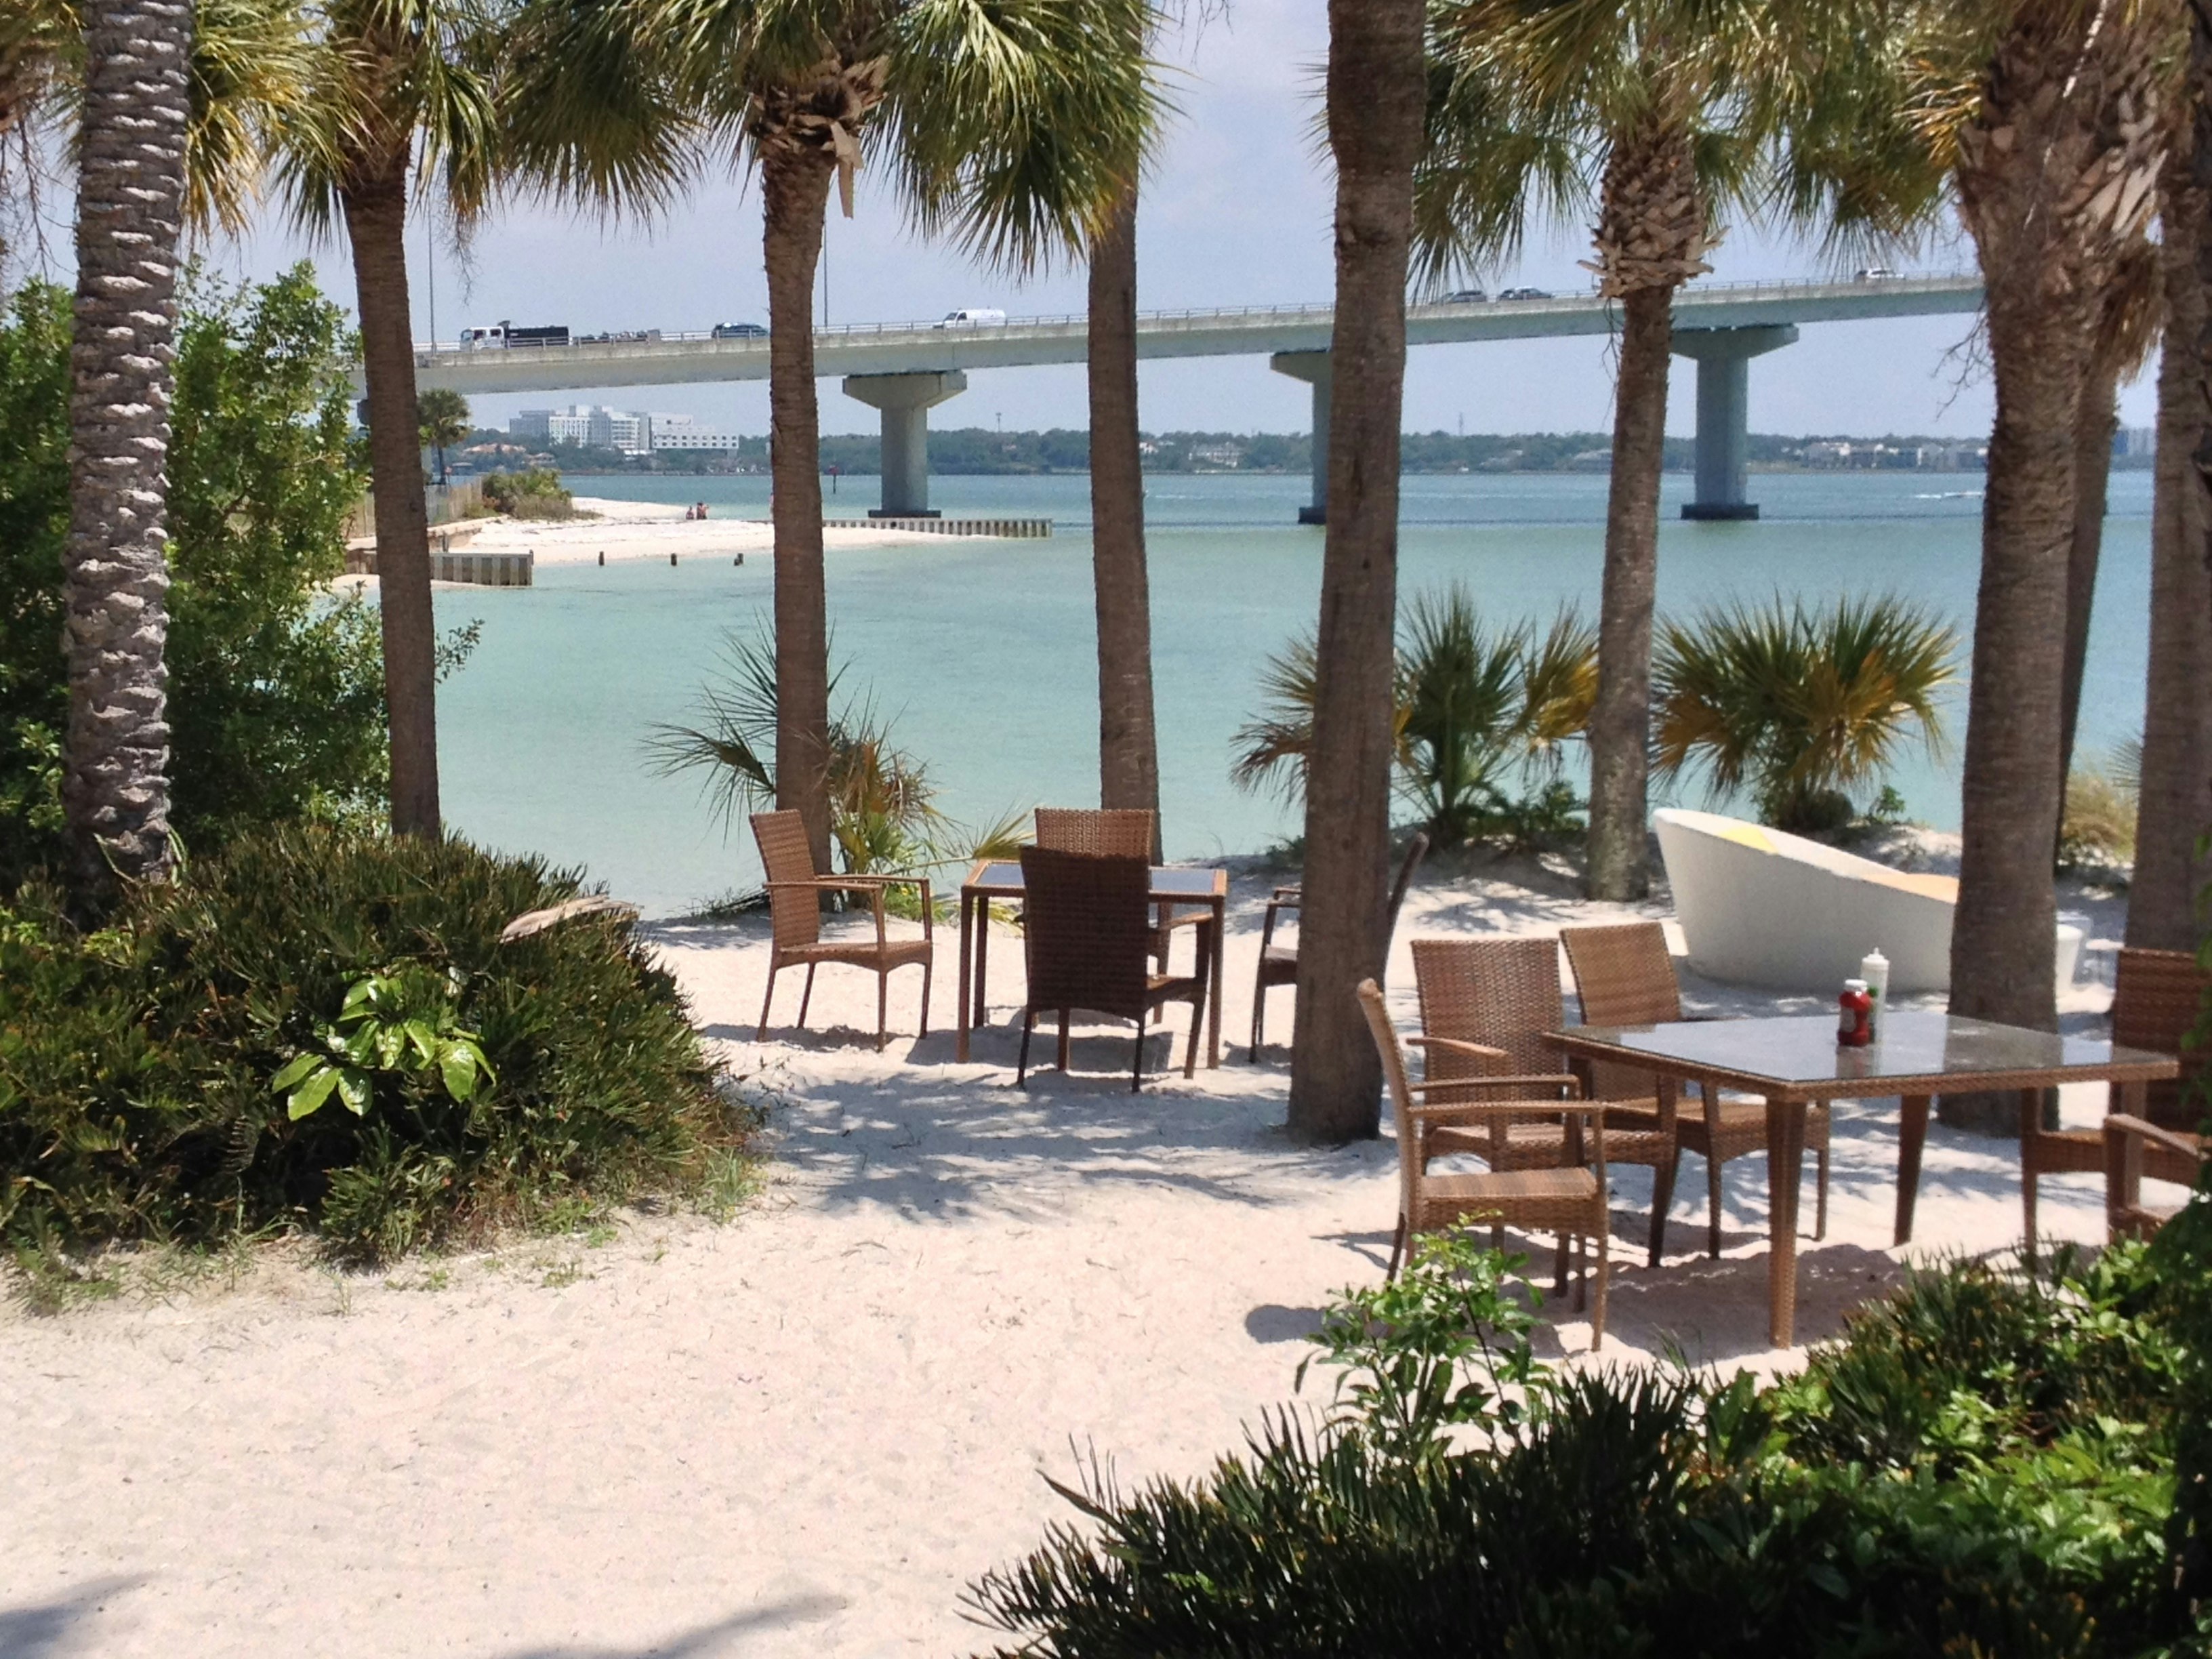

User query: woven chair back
[2115,947,2211,1128]
[1560,922,1680,1102]
[1034,807,1156,859]
[1356,979,1424,1231]
[1019,845,1151,1019]
[1410,937,1565,1082]
[750,811,821,949]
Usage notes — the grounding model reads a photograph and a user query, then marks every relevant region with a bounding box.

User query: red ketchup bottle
[1837,979,1873,1048]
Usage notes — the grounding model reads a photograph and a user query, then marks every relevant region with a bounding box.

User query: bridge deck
[409,274,1982,397]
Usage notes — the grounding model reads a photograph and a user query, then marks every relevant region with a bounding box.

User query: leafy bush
[1232,586,1596,851]
[481,466,579,519]
[2062,739,2141,872]
[969,1240,2190,1657]
[0,268,389,888]
[1,827,744,1263]
[1653,594,1959,835]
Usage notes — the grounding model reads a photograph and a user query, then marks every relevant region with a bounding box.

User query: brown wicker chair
[1033,806,1200,977]
[1358,978,1607,1349]
[1015,845,1207,1089]
[2113,947,2209,1129]
[1250,833,1430,1059]
[2105,1113,2208,1241]
[1559,920,1830,1263]
[2023,947,2210,1245]
[1409,937,1595,1177]
[750,811,933,1052]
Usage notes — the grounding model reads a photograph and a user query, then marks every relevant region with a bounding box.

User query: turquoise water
[433,470,2153,918]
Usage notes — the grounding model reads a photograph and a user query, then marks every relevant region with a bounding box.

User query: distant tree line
[491,426,2062,478]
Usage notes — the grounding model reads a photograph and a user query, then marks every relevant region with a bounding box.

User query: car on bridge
[712,322,768,339]
[937,307,1008,327]
[1445,288,1488,303]
[459,322,570,350]
[1854,266,1902,282]
[1496,286,1551,301]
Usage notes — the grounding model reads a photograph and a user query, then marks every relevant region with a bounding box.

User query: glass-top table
[956,859,1230,1066]
[1548,1011,2177,1348]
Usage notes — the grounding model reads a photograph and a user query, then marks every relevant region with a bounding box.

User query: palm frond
[1229,632,1319,804]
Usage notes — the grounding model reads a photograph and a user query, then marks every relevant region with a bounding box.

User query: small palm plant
[1232,586,1598,850]
[1652,594,1960,835]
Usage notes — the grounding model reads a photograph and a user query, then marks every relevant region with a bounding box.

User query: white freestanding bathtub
[1654,808,2083,995]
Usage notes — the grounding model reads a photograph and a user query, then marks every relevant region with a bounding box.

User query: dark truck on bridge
[458,323,571,350]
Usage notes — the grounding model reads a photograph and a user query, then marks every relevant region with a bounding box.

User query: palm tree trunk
[1287,0,1425,1145]
[342,159,441,839]
[2057,357,2120,801]
[763,148,836,872]
[2132,122,2212,951]
[1586,285,1673,900]
[1087,182,1160,843]
[62,0,191,892]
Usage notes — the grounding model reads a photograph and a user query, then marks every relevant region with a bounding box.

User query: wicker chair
[2113,947,2209,1129]
[1559,920,1830,1263]
[1357,978,1607,1349]
[750,811,933,1052]
[1410,937,1596,1176]
[1033,806,1200,977]
[1250,833,1430,1059]
[2105,1113,2208,1241]
[1015,845,1208,1089]
[2023,946,2210,1245]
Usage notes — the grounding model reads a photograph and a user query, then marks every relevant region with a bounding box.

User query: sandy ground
[0,839,2154,1658]
[467,498,956,568]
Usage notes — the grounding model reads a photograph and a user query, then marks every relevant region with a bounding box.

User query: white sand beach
[0,843,2151,1658]
[468,497,961,567]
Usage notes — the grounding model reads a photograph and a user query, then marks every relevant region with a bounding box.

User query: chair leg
[1591,1221,1610,1352]
[796,963,817,1030]
[1553,1232,1569,1298]
[1387,1214,1407,1279]
[876,970,888,1053]
[918,956,933,1040]
[1016,1008,1036,1086]
[2020,1088,2041,1260]
[756,960,779,1041]
[1057,1011,1071,1073]
[1181,992,1202,1078]
[1250,978,1266,1061]
[1706,1145,1725,1260]
[1814,1113,1830,1241]
[1647,1148,1679,1269]
[1132,1019,1146,1092]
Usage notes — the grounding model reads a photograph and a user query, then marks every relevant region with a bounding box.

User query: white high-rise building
[650,414,749,453]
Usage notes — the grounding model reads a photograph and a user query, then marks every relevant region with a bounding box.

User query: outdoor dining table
[956,858,1230,1067]
[1547,1010,2180,1349]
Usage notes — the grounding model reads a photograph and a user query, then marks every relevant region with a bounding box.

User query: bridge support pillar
[842,370,967,517]
[1670,325,1797,520]
[1271,350,1331,524]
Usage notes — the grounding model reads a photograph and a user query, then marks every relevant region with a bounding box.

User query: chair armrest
[1407,1035,1513,1061]
[2105,1114,2206,1162]
[1427,1071,1585,1097]
[1272,885,1303,902]
[1404,1095,1602,1122]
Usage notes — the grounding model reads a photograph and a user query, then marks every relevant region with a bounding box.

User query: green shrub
[0,268,390,887]
[481,466,579,519]
[1,827,745,1262]
[969,1242,2188,1658]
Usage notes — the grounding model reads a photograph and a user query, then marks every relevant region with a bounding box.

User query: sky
[17,1,2163,441]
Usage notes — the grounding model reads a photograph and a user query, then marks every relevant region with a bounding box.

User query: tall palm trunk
[1288,0,1425,1144]
[2133,102,2212,950]
[1087,182,1160,842]
[62,0,192,892]
[763,148,836,872]
[2058,354,2120,800]
[342,153,442,838]
[1584,121,1706,901]
[1586,285,1673,899]
[1947,7,2166,1073]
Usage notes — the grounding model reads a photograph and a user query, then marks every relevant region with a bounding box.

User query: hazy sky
[152,2,2156,437]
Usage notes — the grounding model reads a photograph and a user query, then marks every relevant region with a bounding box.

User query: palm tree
[279,0,501,840]
[1419,0,1779,903]
[417,386,470,486]
[0,0,70,285]
[1288,0,1428,1143]
[2130,112,2212,951]
[62,0,195,890]
[514,0,1154,875]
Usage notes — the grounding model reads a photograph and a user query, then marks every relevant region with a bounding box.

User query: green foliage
[2062,739,2142,872]
[1,827,744,1265]
[1231,586,1596,851]
[0,268,388,888]
[970,1244,2192,1658]
[1654,592,1960,835]
[416,387,471,485]
[271,964,494,1121]
[480,466,579,519]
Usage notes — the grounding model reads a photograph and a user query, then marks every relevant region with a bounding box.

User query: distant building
[2117,426,2155,458]
[650,415,749,453]
[510,404,653,454]
[510,409,553,441]
[1189,441,1245,469]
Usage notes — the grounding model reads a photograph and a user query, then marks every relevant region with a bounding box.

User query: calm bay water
[434,470,2152,918]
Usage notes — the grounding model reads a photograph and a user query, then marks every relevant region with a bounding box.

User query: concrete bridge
[411,272,1982,523]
